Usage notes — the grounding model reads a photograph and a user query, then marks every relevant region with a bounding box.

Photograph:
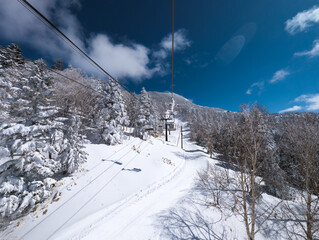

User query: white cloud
[0,0,71,58]
[246,89,252,95]
[0,0,189,82]
[295,94,319,111]
[73,34,158,81]
[160,29,191,51]
[153,29,191,59]
[246,81,264,95]
[269,69,290,83]
[153,49,168,59]
[150,29,191,75]
[279,105,302,113]
[286,6,319,34]
[294,39,319,57]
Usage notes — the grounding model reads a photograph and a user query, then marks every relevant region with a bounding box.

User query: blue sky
[1,0,319,113]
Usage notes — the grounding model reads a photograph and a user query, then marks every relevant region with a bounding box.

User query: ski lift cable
[20,139,145,239]
[171,0,175,99]
[17,0,138,100]
[50,69,109,98]
[16,0,128,99]
[46,142,149,240]
[49,68,137,105]
[16,1,113,99]
[17,0,98,75]
[50,137,140,207]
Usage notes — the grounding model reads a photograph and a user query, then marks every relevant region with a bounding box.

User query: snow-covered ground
[0,120,289,240]
[0,121,208,240]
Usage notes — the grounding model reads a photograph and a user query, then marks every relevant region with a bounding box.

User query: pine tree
[0,59,61,218]
[0,66,11,123]
[57,116,86,174]
[135,87,157,139]
[125,93,139,128]
[0,44,25,123]
[0,43,25,67]
[0,54,86,219]
[52,59,64,71]
[99,78,129,145]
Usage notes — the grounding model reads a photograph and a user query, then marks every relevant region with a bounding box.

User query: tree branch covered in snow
[0,44,86,221]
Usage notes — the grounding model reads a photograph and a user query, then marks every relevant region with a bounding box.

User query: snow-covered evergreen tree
[99,78,129,145]
[0,44,25,67]
[0,59,61,218]
[52,59,64,71]
[0,49,86,219]
[57,116,86,174]
[0,67,11,123]
[135,87,157,139]
[125,93,139,128]
[0,44,25,123]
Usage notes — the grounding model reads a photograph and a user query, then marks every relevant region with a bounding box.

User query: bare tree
[51,66,102,135]
[198,104,282,240]
[281,113,319,240]
[230,106,256,239]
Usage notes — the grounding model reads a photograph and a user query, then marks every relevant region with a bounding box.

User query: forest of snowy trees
[0,44,158,223]
[189,104,319,240]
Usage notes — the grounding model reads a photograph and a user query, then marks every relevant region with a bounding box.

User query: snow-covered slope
[0,121,205,239]
[0,121,290,240]
[148,91,226,116]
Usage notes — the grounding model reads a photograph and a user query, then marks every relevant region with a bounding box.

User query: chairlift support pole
[181,125,183,149]
[160,116,169,142]
[165,120,168,141]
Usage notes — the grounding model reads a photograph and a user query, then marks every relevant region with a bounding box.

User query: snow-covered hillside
[0,120,294,240]
[147,91,227,120]
[0,121,194,239]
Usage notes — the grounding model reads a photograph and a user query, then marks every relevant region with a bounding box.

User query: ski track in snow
[67,145,187,240]
[58,137,141,198]
[65,123,209,240]
[47,141,150,240]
